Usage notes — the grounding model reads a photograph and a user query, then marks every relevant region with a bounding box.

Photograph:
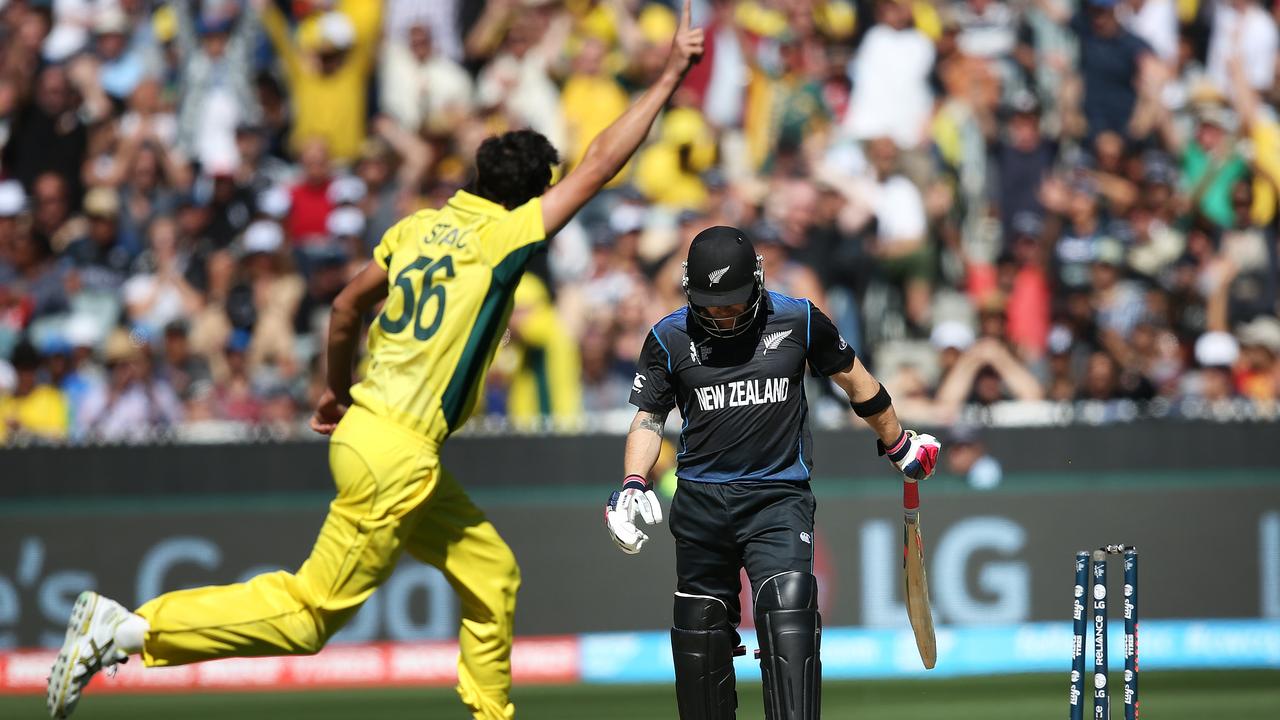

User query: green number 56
[379,255,455,340]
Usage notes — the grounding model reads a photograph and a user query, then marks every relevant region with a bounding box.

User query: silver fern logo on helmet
[681,256,766,338]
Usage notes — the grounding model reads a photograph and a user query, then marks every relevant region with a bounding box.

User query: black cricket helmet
[682,225,765,338]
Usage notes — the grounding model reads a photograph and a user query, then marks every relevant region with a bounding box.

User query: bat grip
[903,480,920,511]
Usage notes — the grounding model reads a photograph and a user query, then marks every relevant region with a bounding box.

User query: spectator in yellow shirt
[0,341,69,444]
[504,275,583,427]
[561,37,631,178]
[634,107,715,209]
[258,0,380,163]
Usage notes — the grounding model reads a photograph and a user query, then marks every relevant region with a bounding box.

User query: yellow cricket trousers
[134,406,521,719]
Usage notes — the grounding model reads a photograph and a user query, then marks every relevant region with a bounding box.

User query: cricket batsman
[606,226,942,719]
[46,4,705,718]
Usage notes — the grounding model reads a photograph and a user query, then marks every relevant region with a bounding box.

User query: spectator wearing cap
[172,0,262,172]
[236,220,302,378]
[1157,92,1247,229]
[1044,323,1081,401]
[0,340,69,444]
[1183,330,1240,404]
[64,186,132,293]
[931,319,977,387]
[324,205,365,261]
[122,216,202,338]
[79,327,183,441]
[211,327,262,423]
[2,65,88,200]
[327,174,367,210]
[379,21,474,137]
[259,0,380,163]
[845,0,935,150]
[90,5,146,101]
[0,180,26,273]
[1072,0,1155,141]
[945,425,1003,490]
[1236,316,1280,402]
[41,330,98,438]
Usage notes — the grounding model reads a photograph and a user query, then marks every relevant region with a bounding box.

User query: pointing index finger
[681,0,691,30]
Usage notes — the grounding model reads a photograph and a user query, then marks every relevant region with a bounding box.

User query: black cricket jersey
[630,291,856,483]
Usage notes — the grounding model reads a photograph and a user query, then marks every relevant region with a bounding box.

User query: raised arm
[540,0,704,236]
[256,0,302,83]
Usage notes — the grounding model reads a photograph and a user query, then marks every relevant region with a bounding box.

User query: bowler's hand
[310,388,349,435]
[664,0,705,79]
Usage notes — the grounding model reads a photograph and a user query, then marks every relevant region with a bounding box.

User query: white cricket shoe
[47,591,131,718]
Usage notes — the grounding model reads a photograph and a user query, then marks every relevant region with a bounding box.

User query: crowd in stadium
[1,0,1278,444]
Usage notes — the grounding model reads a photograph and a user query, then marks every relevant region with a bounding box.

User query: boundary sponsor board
[3,620,1278,693]
[579,619,1280,683]
[0,637,579,695]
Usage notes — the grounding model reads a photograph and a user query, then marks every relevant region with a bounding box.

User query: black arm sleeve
[629,329,676,413]
[806,301,857,377]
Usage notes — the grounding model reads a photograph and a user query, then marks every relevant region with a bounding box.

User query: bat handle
[904,479,920,522]
[904,479,920,511]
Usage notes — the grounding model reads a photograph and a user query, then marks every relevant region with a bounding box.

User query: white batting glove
[878,430,942,482]
[605,475,664,554]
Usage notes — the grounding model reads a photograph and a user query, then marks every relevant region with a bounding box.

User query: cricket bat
[903,480,937,669]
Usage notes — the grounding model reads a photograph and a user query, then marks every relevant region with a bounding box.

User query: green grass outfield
[6,671,1279,719]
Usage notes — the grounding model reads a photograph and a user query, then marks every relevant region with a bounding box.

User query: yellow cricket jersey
[349,191,546,442]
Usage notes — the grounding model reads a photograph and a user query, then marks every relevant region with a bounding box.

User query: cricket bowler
[46,4,705,718]
[606,225,942,719]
